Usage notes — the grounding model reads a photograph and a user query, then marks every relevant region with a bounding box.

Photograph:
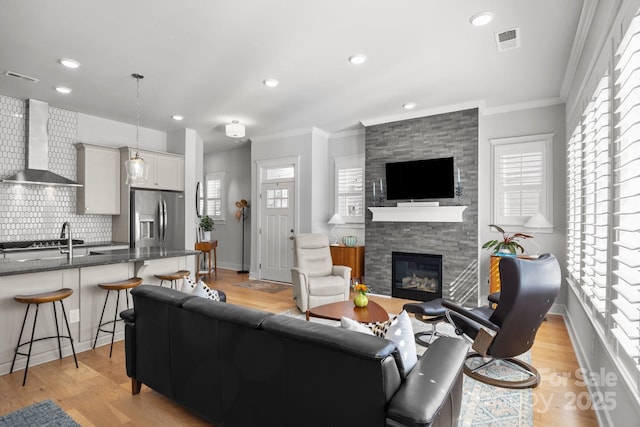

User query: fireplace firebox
[391,252,442,301]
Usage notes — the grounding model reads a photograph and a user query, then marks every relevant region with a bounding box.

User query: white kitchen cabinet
[123,148,184,191]
[76,143,120,215]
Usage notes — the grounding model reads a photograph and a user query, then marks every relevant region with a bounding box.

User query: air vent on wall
[3,70,39,83]
[495,28,521,52]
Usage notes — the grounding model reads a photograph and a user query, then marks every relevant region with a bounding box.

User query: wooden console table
[330,245,364,281]
[195,240,217,281]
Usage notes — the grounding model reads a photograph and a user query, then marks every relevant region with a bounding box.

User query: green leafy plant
[199,215,214,232]
[482,224,532,255]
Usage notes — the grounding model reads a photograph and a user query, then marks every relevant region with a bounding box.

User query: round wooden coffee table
[306,300,389,323]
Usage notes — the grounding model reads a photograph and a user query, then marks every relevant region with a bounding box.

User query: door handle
[162,200,168,242]
[158,200,164,241]
[289,236,294,240]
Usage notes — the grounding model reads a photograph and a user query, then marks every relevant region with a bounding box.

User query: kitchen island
[0,247,199,378]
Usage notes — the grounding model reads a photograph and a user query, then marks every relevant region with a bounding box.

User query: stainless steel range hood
[2,99,82,187]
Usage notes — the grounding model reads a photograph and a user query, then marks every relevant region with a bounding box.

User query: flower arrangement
[353,283,371,295]
[482,224,532,255]
[353,283,371,307]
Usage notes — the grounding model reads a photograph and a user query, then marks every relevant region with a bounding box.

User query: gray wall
[203,145,252,271]
[364,108,478,303]
[479,103,567,306]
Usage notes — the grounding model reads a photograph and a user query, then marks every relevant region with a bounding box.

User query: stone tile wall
[0,95,111,243]
[364,108,478,304]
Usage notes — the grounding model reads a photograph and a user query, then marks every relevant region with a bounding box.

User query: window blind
[567,125,583,283]
[612,17,640,364]
[205,173,224,220]
[581,75,611,317]
[337,166,364,219]
[493,139,547,225]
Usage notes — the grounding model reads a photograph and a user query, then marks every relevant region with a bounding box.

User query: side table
[329,245,364,281]
[195,240,217,281]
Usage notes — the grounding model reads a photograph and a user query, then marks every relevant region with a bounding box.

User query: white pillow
[340,311,417,373]
[385,310,418,373]
[181,276,221,301]
[340,317,374,335]
[181,276,197,293]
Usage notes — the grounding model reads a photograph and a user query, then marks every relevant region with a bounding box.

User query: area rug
[278,308,532,427]
[0,400,79,427]
[233,280,291,293]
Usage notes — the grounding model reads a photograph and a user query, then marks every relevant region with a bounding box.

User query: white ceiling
[0,1,585,153]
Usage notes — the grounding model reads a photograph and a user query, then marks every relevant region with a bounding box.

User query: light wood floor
[0,269,598,426]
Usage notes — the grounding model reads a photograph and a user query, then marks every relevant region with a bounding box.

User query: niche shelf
[368,206,467,223]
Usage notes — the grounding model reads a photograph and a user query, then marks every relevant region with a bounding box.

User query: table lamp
[328,213,345,245]
[524,213,554,257]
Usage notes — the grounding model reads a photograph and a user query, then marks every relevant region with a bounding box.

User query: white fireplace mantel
[368,206,467,222]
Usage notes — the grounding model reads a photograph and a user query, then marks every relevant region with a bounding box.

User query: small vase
[203,231,212,241]
[354,293,368,308]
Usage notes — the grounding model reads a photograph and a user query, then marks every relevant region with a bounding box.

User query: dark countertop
[0,247,199,277]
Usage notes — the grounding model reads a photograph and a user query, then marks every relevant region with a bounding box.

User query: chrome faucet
[60,221,73,261]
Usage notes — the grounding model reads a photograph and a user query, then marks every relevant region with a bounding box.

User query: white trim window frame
[205,172,226,223]
[490,133,554,229]
[334,154,365,224]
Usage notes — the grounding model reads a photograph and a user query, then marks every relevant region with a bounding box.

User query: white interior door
[260,180,295,282]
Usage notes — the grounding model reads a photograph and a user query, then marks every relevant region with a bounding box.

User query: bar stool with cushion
[93,277,142,357]
[10,288,78,386]
[154,270,190,289]
[403,298,448,347]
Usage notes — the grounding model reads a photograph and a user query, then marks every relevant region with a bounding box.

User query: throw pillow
[181,276,197,293]
[385,310,418,372]
[340,317,374,335]
[181,276,221,301]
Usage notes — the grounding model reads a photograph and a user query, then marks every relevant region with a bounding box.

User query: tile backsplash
[0,95,112,243]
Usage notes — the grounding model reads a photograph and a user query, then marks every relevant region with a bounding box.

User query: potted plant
[482,224,532,256]
[199,215,214,241]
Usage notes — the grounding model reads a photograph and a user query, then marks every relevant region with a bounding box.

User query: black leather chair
[442,253,561,389]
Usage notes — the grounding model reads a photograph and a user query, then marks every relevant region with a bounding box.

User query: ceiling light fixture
[54,86,72,94]
[225,120,245,138]
[403,103,416,110]
[58,58,81,69]
[470,11,494,26]
[125,73,149,185]
[348,54,367,65]
[263,78,279,87]
[171,115,184,121]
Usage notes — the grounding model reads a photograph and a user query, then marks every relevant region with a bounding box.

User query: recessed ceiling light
[55,86,72,94]
[58,58,81,69]
[403,103,416,110]
[470,12,494,27]
[348,54,367,65]
[263,78,279,87]
[171,115,184,121]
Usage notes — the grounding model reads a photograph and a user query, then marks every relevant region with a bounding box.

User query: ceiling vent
[495,28,521,52]
[3,70,39,83]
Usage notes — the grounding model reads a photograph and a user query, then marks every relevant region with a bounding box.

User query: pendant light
[125,73,149,184]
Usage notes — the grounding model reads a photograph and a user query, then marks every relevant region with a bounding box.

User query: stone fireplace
[391,252,442,301]
[364,108,479,305]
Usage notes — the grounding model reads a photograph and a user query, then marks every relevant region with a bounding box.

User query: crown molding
[560,0,599,100]
[359,100,485,127]
[482,97,564,116]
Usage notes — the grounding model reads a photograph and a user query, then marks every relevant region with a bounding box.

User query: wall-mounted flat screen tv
[385,156,455,200]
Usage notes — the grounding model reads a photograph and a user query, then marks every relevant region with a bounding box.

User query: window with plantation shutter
[490,134,553,226]
[580,74,611,317]
[334,155,364,223]
[567,125,583,283]
[205,172,225,221]
[612,16,640,368]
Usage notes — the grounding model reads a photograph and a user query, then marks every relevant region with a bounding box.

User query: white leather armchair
[290,233,351,313]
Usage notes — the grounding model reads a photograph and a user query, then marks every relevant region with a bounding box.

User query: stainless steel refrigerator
[130,189,185,249]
